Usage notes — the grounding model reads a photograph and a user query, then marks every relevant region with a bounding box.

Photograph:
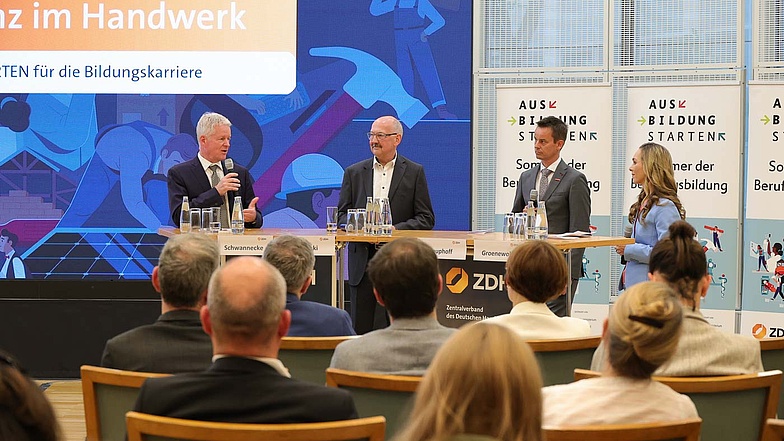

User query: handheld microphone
[621,224,633,265]
[529,189,538,208]
[224,158,236,204]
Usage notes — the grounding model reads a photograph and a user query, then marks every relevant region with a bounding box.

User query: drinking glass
[346,209,358,235]
[513,212,526,238]
[326,206,338,233]
[201,208,213,232]
[189,208,201,232]
[356,209,366,235]
[502,212,514,240]
[209,207,221,233]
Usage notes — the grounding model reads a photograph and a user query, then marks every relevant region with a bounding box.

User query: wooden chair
[81,365,170,441]
[760,338,784,417]
[526,335,601,386]
[573,368,782,441]
[762,418,784,441]
[544,418,702,441]
[325,368,420,439]
[279,336,357,384]
[125,411,386,441]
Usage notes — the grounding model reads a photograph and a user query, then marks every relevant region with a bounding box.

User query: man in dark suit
[132,256,358,423]
[101,233,218,373]
[337,116,435,334]
[263,235,355,337]
[511,116,591,317]
[167,112,263,229]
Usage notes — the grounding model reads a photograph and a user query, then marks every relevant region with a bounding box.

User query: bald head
[206,257,287,344]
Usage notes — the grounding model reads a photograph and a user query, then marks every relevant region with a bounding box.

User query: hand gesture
[243,197,259,223]
[215,172,240,196]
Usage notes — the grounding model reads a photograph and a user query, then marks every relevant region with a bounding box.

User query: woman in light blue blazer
[616,143,685,289]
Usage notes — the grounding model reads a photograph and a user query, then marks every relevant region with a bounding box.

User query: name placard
[217,233,272,256]
[473,239,521,262]
[421,238,467,260]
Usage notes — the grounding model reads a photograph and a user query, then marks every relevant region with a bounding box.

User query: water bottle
[179,196,191,233]
[371,198,381,235]
[525,200,537,239]
[231,196,244,234]
[535,201,549,239]
[379,197,393,236]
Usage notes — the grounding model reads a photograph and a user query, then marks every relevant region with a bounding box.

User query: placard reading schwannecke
[0,1,296,94]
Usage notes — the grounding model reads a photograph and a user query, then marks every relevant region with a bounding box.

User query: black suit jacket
[167,157,263,228]
[100,310,213,374]
[133,357,358,423]
[511,160,591,278]
[337,155,435,284]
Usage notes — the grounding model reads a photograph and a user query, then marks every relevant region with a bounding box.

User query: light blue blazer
[624,198,682,288]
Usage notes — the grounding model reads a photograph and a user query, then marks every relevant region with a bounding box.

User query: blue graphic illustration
[264,154,343,228]
[369,0,456,119]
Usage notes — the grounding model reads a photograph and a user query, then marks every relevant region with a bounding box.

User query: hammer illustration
[254,46,429,207]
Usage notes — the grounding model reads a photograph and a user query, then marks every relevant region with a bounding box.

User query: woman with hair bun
[394,322,543,441]
[543,282,697,426]
[616,143,686,289]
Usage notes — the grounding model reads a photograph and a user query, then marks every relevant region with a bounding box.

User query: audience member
[263,235,355,336]
[543,282,697,426]
[133,256,357,423]
[595,221,762,375]
[484,240,591,339]
[0,350,61,441]
[101,233,218,373]
[329,238,455,375]
[393,322,543,441]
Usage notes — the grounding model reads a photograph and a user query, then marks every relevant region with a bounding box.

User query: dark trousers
[349,275,390,335]
[547,278,580,317]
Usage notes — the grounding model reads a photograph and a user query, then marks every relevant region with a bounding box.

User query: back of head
[263,235,315,294]
[207,257,287,344]
[0,352,61,441]
[367,238,440,319]
[649,221,707,309]
[607,282,683,379]
[536,116,568,142]
[395,322,543,441]
[506,240,568,303]
[196,112,231,139]
[158,234,220,308]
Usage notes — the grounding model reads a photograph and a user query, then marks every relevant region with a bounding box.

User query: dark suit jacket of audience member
[101,310,213,374]
[286,294,356,337]
[337,155,435,286]
[167,157,263,228]
[133,357,358,423]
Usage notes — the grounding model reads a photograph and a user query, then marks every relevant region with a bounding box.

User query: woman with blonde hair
[394,322,543,441]
[484,240,590,339]
[616,143,686,289]
[543,282,697,426]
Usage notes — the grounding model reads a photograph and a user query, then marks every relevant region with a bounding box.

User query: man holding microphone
[168,112,263,229]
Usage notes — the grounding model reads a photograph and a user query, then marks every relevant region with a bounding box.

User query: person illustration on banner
[369,0,457,119]
[755,244,769,272]
[0,229,27,279]
[773,261,784,301]
[764,233,773,256]
[705,225,724,252]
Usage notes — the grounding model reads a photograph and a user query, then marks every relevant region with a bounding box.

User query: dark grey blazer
[337,155,435,285]
[133,357,358,423]
[100,309,213,374]
[511,159,591,278]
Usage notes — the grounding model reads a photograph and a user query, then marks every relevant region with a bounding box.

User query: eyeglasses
[366,132,398,140]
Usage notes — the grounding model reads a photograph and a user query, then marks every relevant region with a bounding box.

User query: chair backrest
[81,365,170,441]
[279,336,357,384]
[526,336,601,386]
[125,411,386,441]
[544,418,702,441]
[762,418,784,441]
[654,370,782,441]
[325,368,420,439]
[760,338,784,417]
[572,368,782,441]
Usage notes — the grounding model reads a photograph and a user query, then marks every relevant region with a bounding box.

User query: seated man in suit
[101,233,218,373]
[263,235,355,336]
[132,256,358,423]
[167,111,263,229]
[329,238,454,376]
